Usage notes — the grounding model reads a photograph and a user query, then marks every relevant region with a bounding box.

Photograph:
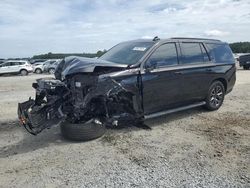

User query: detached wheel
[48,68,55,74]
[35,68,42,74]
[20,69,28,76]
[60,119,106,141]
[205,81,225,111]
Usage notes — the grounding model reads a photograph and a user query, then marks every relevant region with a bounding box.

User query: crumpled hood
[55,56,127,80]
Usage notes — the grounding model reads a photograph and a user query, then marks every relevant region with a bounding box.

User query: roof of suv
[129,37,224,44]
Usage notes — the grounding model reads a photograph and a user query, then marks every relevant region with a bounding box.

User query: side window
[200,43,210,62]
[3,62,11,66]
[11,62,20,66]
[206,43,234,63]
[147,43,178,68]
[180,42,207,64]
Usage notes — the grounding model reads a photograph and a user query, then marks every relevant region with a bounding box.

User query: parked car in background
[43,59,61,74]
[18,37,236,141]
[32,62,46,74]
[239,54,250,70]
[0,60,33,76]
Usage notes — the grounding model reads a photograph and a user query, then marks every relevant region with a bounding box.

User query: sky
[0,0,249,58]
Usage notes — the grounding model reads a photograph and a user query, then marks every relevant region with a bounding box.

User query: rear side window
[206,43,234,63]
[180,42,209,64]
[11,62,21,66]
[147,43,178,68]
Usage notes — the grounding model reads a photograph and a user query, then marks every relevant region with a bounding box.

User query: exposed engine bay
[18,56,143,135]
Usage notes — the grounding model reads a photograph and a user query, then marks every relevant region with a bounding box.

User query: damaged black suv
[18,37,236,141]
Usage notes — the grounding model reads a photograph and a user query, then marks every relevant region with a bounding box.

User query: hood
[55,56,127,80]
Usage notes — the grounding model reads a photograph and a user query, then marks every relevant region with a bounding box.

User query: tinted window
[11,62,21,66]
[180,43,208,64]
[200,44,210,62]
[206,43,234,63]
[3,62,11,66]
[100,41,154,65]
[147,43,178,68]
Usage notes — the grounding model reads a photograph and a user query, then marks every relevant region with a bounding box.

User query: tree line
[32,50,107,59]
[229,42,250,53]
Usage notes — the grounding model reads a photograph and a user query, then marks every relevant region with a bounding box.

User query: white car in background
[0,60,33,76]
[32,62,45,74]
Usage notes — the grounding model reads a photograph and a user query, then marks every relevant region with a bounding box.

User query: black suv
[239,54,250,70]
[18,37,236,140]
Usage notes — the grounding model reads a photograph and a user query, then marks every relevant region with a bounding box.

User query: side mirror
[145,60,157,72]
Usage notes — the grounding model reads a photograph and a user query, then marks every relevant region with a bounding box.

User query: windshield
[99,41,154,65]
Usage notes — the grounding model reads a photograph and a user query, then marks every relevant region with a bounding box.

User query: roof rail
[153,36,160,41]
[171,37,221,42]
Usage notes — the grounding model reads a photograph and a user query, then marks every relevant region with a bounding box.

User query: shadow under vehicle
[18,37,236,141]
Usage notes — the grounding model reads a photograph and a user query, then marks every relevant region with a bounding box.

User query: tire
[48,68,55,74]
[205,81,225,111]
[243,65,249,70]
[20,69,28,76]
[60,119,106,141]
[35,68,42,74]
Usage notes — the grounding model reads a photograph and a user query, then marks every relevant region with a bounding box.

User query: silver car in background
[43,59,61,74]
[32,62,46,74]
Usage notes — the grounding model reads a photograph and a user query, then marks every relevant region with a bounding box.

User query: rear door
[177,42,215,102]
[141,42,182,114]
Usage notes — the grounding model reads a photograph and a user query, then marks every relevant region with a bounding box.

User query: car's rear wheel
[35,68,42,74]
[48,68,55,74]
[20,69,28,76]
[205,81,225,111]
[60,119,106,141]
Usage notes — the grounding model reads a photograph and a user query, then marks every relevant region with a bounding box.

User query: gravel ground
[0,71,249,188]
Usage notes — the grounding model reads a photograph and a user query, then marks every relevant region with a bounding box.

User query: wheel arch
[35,68,42,72]
[19,68,28,73]
[212,78,227,92]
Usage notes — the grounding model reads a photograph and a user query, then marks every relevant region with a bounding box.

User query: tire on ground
[205,80,225,111]
[35,68,42,74]
[20,69,28,76]
[60,120,106,141]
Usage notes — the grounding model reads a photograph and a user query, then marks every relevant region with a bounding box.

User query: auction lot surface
[0,71,249,187]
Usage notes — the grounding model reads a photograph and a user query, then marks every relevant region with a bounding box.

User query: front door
[0,62,11,74]
[141,43,182,114]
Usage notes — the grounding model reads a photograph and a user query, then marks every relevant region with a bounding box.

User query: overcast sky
[0,0,249,58]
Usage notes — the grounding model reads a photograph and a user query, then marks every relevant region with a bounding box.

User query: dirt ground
[0,71,249,188]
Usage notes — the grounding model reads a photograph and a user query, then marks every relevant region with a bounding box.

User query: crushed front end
[18,78,69,135]
[18,57,143,135]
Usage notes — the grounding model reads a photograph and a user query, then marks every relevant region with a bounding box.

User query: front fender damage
[18,74,143,135]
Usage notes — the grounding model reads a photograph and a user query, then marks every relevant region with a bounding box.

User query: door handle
[174,71,182,75]
[206,68,212,72]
